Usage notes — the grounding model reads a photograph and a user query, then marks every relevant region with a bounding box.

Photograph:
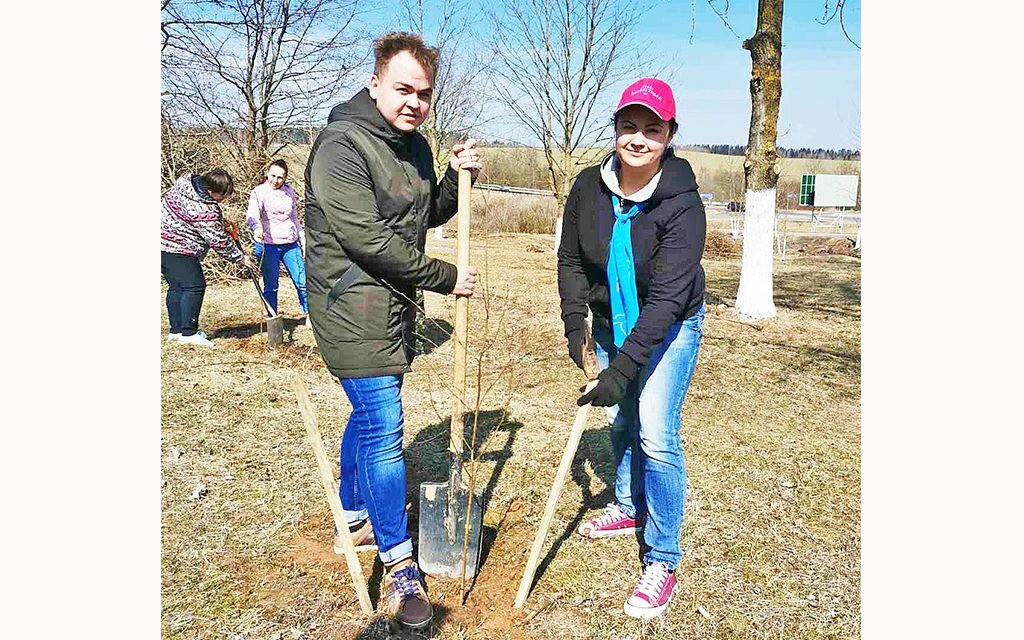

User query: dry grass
[454,191,560,235]
[161,232,860,639]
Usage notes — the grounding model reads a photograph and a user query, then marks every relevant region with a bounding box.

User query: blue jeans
[338,375,413,564]
[593,305,705,569]
[254,242,308,314]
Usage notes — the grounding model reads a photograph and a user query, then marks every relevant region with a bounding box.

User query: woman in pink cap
[557,78,707,619]
[246,159,309,325]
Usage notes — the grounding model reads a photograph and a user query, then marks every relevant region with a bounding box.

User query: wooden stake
[291,373,374,615]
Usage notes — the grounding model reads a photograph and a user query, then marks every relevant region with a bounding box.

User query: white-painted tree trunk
[554,215,563,253]
[734,188,778,320]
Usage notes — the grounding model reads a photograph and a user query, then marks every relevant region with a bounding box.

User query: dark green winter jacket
[304,88,460,379]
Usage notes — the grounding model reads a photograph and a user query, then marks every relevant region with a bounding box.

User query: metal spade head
[417,479,484,579]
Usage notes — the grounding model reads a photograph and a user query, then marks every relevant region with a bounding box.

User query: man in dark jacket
[304,32,480,630]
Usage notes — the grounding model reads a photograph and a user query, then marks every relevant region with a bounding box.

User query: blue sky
[660,0,862,150]
[357,0,862,150]
[169,0,861,151]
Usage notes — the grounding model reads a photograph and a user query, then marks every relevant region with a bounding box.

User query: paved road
[707,207,860,224]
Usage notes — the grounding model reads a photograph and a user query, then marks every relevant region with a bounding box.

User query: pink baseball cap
[615,78,676,123]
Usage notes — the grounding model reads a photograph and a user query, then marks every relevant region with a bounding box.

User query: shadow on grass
[704,333,861,380]
[354,601,452,639]
[707,258,861,319]
[209,316,307,340]
[527,422,624,594]
[210,316,456,350]
[414,318,454,356]
[406,409,524,574]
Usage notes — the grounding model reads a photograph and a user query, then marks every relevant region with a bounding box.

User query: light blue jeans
[338,375,413,564]
[254,241,308,314]
[593,305,705,569]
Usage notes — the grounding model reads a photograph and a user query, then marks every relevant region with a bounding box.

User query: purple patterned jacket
[160,175,244,262]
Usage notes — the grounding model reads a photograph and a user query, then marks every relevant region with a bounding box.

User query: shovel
[513,324,601,608]
[224,220,284,346]
[418,168,484,581]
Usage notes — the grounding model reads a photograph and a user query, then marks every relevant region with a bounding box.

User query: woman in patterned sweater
[160,168,255,347]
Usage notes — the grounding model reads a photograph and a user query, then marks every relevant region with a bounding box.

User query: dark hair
[269,159,288,178]
[374,32,439,80]
[200,168,234,198]
[613,112,679,135]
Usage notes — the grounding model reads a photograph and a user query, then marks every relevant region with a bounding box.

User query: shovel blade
[417,481,483,578]
[267,315,284,346]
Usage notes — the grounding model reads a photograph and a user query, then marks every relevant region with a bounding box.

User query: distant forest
[476,138,860,161]
[680,144,860,161]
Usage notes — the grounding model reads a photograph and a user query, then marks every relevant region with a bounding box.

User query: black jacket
[557,151,706,383]
[304,88,460,379]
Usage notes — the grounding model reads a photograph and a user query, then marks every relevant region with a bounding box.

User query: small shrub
[704,229,740,258]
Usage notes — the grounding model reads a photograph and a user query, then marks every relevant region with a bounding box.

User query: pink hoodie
[246,182,303,245]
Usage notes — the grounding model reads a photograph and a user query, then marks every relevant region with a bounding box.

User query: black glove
[577,365,630,407]
[566,328,586,371]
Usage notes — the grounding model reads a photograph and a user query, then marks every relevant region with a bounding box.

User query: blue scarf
[607,194,643,348]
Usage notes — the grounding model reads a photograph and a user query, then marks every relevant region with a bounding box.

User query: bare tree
[733,0,858,319]
[816,0,860,49]
[734,0,784,320]
[702,0,857,320]
[161,108,213,189]
[488,0,654,210]
[403,0,489,178]
[161,0,368,183]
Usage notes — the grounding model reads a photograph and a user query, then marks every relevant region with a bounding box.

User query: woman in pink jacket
[247,159,309,324]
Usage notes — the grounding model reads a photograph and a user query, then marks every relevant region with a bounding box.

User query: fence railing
[473,183,555,197]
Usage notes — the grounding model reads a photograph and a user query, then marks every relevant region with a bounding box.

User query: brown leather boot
[333,519,378,553]
[381,559,433,630]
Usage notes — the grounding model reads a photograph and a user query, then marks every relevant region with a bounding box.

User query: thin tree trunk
[735,0,783,321]
[552,150,570,251]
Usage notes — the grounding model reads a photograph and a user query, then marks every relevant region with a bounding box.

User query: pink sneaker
[623,562,677,619]
[577,504,639,538]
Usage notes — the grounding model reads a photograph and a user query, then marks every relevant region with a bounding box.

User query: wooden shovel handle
[581,322,600,381]
[450,168,472,459]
